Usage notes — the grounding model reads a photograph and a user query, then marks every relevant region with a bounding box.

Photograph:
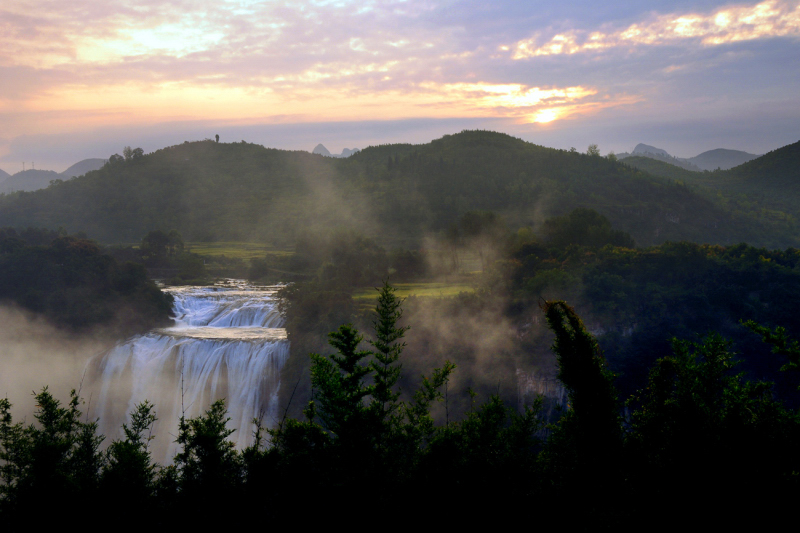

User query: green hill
[0,131,795,248]
[623,140,800,228]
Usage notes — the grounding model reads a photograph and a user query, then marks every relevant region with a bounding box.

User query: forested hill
[726,138,800,188]
[0,131,795,248]
[622,139,800,227]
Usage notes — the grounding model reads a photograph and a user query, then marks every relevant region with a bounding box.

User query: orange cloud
[513,0,800,58]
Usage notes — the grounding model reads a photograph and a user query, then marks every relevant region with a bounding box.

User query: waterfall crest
[89,281,288,463]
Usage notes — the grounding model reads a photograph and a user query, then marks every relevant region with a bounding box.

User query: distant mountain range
[617,143,759,171]
[0,158,106,194]
[312,144,361,158]
[0,132,796,249]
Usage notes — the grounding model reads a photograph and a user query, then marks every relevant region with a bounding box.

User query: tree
[101,401,158,513]
[0,388,104,526]
[215,134,219,143]
[174,400,242,512]
[269,282,454,492]
[369,281,408,431]
[309,325,373,443]
[586,143,600,156]
[539,300,621,502]
[123,146,133,161]
[166,229,184,255]
[140,230,171,264]
[140,229,184,265]
[624,334,795,521]
[743,320,800,380]
[543,207,635,249]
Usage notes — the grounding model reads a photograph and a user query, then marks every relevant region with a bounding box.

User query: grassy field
[352,281,476,303]
[184,242,292,262]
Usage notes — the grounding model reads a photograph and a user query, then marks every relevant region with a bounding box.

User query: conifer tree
[369,281,408,433]
[101,401,158,511]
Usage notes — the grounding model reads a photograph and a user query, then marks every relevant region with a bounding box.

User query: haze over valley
[1,0,799,526]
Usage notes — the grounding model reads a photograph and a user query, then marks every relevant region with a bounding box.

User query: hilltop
[61,158,107,178]
[690,148,760,171]
[0,131,795,248]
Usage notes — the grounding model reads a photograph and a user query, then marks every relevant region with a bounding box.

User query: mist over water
[0,306,112,421]
[88,280,289,463]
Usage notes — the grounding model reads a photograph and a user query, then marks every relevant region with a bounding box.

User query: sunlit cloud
[418,82,609,123]
[1,0,799,170]
[512,0,800,58]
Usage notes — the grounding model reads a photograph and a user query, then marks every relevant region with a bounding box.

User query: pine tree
[369,281,408,435]
[101,401,158,513]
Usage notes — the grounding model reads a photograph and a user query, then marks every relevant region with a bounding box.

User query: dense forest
[0,131,796,249]
[0,227,173,336]
[1,285,798,527]
[1,130,799,526]
[269,209,800,422]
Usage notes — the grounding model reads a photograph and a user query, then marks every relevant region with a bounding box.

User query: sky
[1,0,799,172]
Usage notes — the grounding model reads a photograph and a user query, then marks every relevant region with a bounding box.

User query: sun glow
[531,108,561,123]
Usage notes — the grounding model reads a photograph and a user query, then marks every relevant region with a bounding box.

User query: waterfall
[516,368,567,420]
[88,280,289,463]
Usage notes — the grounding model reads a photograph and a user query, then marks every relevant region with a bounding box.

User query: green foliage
[0,229,173,335]
[0,131,793,249]
[309,325,374,440]
[423,395,542,505]
[101,401,158,512]
[510,221,800,397]
[173,399,242,523]
[269,282,457,491]
[744,320,800,379]
[624,334,797,518]
[140,229,184,265]
[0,388,104,525]
[1,289,799,522]
[543,207,635,249]
[369,281,407,426]
[540,301,620,475]
[624,140,800,231]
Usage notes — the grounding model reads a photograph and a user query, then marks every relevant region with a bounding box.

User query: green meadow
[185,242,293,262]
[352,281,476,303]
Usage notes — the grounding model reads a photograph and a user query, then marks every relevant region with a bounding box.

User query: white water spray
[88,281,288,463]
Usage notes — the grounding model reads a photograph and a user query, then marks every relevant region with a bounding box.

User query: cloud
[415,82,639,123]
[512,0,800,58]
[1,0,798,165]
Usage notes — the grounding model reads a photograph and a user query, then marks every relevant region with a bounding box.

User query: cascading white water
[89,280,288,463]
